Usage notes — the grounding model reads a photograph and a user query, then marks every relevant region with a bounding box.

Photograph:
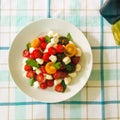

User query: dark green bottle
[100,0,120,45]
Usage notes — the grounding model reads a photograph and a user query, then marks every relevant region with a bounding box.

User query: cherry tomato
[40,66,47,73]
[26,70,35,78]
[31,38,41,48]
[23,49,30,58]
[39,36,46,42]
[30,49,42,59]
[40,42,47,50]
[53,71,67,79]
[40,82,47,89]
[35,73,44,83]
[45,62,57,74]
[46,80,54,87]
[48,47,56,55]
[71,56,80,64]
[42,53,50,62]
[56,44,65,53]
[24,64,32,71]
[65,43,77,57]
[55,84,64,92]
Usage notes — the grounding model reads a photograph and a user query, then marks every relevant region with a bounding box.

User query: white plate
[8,18,93,103]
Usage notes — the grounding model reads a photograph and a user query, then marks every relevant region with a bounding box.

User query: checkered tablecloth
[0,0,120,120]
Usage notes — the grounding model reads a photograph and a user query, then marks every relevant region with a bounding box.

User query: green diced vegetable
[54,62,61,69]
[30,77,35,86]
[26,59,39,68]
[67,33,72,41]
[26,42,31,50]
[45,35,51,43]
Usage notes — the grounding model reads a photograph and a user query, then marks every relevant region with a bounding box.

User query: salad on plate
[22,31,82,92]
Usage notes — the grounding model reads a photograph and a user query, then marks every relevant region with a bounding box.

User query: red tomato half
[35,73,44,83]
[24,64,32,71]
[46,80,54,87]
[40,82,47,89]
[30,49,42,59]
[23,49,30,58]
[26,70,35,78]
[55,84,64,92]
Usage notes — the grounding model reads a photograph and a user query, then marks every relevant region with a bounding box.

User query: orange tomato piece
[31,38,41,48]
[64,43,77,57]
[45,62,57,74]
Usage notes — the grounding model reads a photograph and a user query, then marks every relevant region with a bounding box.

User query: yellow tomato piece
[31,38,41,48]
[45,62,57,74]
[65,43,77,57]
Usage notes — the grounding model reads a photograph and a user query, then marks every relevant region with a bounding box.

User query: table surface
[0,0,120,120]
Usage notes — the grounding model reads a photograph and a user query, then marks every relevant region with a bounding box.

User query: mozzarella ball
[54,79,62,85]
[49,55,57,62]
[36,58,44,65]
[64,77,72,85]
[45,74,53,80]
[63,56,71,65]
[33,81,39,88]
[76,64,82,72]
[68,72,77,78]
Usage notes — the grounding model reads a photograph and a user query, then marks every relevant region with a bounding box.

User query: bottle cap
[100,0,120,24]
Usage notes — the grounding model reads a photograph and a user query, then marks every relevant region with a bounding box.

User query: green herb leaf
[45,35,51,43]
[26,59,39,68]
[67,33,72,41]
[54,62,61,69]
[61,80,66,92]
[65,64,73,71]
[30,77,35,86]
[26,42,31,50]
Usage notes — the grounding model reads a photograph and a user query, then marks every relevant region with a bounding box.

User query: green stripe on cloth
[89,70,100,81]
[104,70,117,80]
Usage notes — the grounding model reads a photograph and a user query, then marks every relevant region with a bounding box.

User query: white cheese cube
[33,81,39,88]
[63,56,71,65]
[53,33,59,38]
[36,58,44,65]
[47,31,55,37]
[76,64,82,72]
[33,67,37,70]
[46,42,54,49]
[45,74,53,80]
[54,79,62,85]
[69,72,77,78]
[69,41,74,44]
[49,55,57,62]
[51,37,59,44]
[64,77,72,85]
[29,47,35,53]
[76,48,82,56]
[35,69,41,74]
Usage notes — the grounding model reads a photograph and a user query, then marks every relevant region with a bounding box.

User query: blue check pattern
[0,0,120,119]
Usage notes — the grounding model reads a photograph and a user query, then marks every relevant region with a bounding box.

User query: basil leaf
[26,42,31,50]
[61,80,66,92]
[45,35,51,43]
[65,64,73,71]
[67,33,72,41]
[30,77,35,86]
[54,62,61,69]
[26,59,39,68]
